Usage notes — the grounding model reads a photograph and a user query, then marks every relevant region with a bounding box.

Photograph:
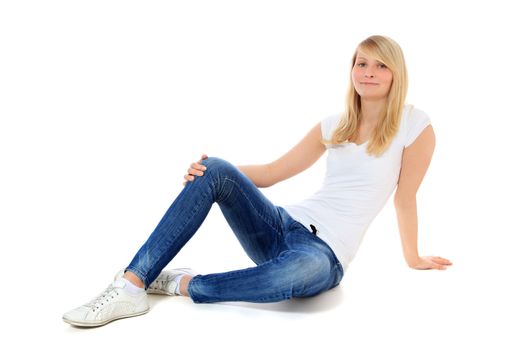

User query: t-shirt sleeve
[320,113,341,149]
[404,108,431,148]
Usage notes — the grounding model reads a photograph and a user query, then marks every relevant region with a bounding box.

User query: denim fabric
[126,156,343,303]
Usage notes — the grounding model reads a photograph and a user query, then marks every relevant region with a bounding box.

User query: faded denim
[126,156,343,303]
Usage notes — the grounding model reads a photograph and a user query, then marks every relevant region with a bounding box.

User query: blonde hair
[322,35,408,157]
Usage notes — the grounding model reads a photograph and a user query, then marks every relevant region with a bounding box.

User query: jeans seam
[190,275,292,303]
[138,180,210,284]
[219,176,283,238]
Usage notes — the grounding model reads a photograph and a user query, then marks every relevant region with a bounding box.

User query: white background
[1,0,517,348]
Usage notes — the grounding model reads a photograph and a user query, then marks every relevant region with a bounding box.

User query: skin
[124,48,452,294]
[351,50,394,132]
[350,50,451,269]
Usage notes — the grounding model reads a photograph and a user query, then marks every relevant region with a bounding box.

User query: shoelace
[85,279,125,311]
[148,276,174,291]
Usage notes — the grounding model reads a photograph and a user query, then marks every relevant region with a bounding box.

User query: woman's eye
[357,62,386,68]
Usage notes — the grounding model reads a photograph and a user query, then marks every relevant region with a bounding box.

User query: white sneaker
[63,270,150,327]
[146,268,197,296]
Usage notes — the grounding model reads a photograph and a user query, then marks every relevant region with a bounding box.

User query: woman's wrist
[405,254,420,267]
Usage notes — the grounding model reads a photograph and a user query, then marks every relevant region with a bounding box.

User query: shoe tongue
[114,269,125,280]
[112,278,126,289]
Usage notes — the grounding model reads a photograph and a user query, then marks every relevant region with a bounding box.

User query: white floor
[6,202,516,350]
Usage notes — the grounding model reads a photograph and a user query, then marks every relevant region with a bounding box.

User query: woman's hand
[408,256,452,270]
[183,154,208,186]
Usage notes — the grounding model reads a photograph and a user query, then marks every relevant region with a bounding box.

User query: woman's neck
[360,98,386,126]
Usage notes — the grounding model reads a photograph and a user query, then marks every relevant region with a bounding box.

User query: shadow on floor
[148,284,346,314]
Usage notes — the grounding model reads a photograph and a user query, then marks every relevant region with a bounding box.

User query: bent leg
[125,156,286,288]
[209,160,292,265]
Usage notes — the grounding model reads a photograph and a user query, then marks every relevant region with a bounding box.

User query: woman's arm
[394,125,452,270]
[238,122,326,188]
[236,164,274,188]
[184,123,325,188]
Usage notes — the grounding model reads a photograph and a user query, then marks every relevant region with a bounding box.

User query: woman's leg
[125,156,287,288]
[187,225,344,303]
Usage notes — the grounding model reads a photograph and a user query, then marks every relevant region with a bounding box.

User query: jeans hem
[124,266,149,289]
[187,275,204,303]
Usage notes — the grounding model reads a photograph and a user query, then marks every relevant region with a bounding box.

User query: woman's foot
[62,270,149,327]
[146,268,197,296]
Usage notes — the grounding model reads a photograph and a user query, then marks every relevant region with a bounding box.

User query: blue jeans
[126,156,343,303]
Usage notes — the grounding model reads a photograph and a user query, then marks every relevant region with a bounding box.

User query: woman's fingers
[434,262,446,270]
[192,162,207,171]
[433,256,452,265]
[188,162,207,176]
[429,256,452,270]
[183,155,209,185]
[413,256,451,270]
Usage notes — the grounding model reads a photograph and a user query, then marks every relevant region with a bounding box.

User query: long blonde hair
[322,35,408,157]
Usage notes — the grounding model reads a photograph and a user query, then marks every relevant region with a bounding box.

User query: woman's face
[351,50,393,100]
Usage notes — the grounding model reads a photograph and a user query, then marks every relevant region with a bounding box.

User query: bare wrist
[405,255,420,267]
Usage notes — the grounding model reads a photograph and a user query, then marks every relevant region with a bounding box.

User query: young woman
[63,35,452,327]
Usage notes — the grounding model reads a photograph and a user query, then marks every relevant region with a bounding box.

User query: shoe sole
[62,307,150,327]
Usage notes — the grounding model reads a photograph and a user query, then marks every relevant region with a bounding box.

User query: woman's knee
[195,157,243,200]
[200,156,237,177]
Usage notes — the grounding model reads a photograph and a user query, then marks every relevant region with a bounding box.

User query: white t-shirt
[281,104,431,271]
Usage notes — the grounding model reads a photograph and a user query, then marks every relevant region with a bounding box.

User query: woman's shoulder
[403,104,430,122]
[318,112,343,146]
[320,112,342,131]
[322,112,342,124]
[400,104,431,130]
[401,104,432,147]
